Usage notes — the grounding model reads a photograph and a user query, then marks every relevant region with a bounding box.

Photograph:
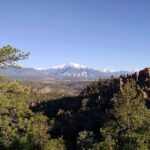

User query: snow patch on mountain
[36,67,48,70]
[52,63,87,69]
[100,68,116,73]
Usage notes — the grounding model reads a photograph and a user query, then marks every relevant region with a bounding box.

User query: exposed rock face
[32,86,52,94]
[119,68,150,100]
[38,87,52,94]
[32,86,66,94]
[80,68,150,101]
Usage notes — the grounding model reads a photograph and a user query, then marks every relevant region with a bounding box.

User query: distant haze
[0,63,130,80]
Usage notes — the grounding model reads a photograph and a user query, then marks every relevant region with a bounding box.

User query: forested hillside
[1,46,150,150]
[32,73,150,150]
[0,46,66,149]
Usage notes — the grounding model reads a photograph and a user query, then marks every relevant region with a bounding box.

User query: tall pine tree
[99,79,150,150]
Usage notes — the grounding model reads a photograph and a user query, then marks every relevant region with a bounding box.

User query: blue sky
[0,0,150,70]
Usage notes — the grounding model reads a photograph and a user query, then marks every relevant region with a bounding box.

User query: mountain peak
[52,63,87,69]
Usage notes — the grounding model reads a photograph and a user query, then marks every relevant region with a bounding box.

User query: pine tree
[0,45,29,68]
[77,131,95,150]
[99,79,150,150]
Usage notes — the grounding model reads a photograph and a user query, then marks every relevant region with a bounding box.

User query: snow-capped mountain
[52,63,87,69]
[0,63,130,80]
[49,63,92,78]
[46,63,113,78]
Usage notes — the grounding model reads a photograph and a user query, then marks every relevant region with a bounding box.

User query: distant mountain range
[0,63,131,81]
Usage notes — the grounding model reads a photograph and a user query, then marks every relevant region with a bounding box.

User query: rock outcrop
[119,68,150,100]
[81,68,150,101]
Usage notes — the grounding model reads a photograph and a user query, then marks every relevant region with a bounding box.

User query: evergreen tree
[77,131,95,150]
[0,45,29,68]
[0,46,67,150]
[99,79,150,150]
[0,91,66,150]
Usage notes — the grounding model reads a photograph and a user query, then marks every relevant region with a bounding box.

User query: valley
[1,64,150,149]
[1,1,150,149]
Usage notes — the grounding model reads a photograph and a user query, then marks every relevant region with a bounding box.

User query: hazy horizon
[23,62,141,72]
[0,0,150,70]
